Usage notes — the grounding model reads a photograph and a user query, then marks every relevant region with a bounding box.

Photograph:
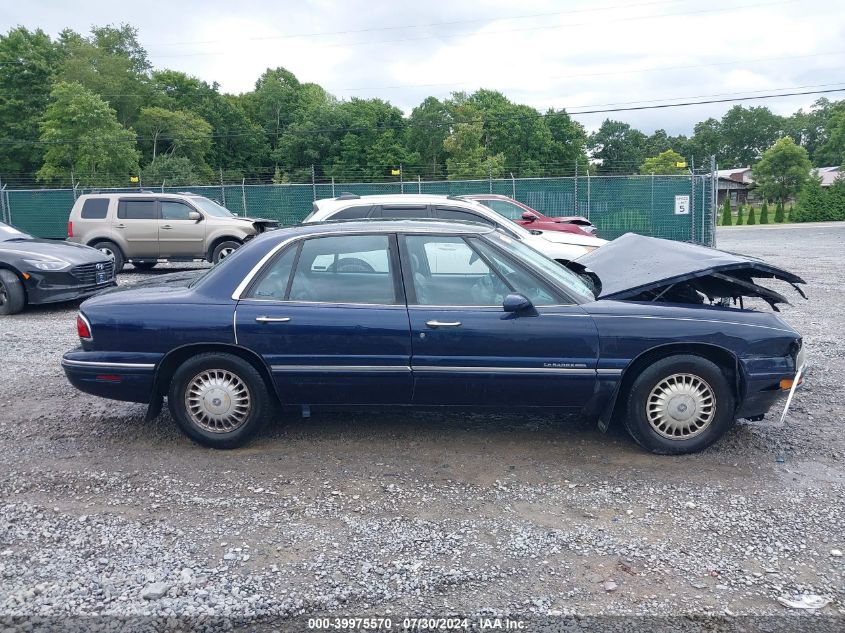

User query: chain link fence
[0,173,716,246]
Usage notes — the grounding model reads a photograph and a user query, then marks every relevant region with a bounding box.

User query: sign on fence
[674,195,690,215]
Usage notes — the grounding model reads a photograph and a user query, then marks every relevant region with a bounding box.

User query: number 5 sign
[674,195,690,215]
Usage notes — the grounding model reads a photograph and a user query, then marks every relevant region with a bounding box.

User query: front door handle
[161,224,173,230]
[255,316,291,323]
[115,224,125,229]
[425,320,461,328]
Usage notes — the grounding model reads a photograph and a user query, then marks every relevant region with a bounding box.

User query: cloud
[5,0,845,134]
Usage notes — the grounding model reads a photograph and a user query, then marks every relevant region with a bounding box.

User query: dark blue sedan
[62,220,806,454]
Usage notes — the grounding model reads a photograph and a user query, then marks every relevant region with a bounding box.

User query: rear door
[235,233,413,405]
[400,233,599,408]
[158,199,206,258]
[116,199,159,258]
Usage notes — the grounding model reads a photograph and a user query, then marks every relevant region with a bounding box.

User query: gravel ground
[1,224,843,631]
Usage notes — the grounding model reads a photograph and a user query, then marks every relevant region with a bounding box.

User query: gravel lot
[1,223,843,631]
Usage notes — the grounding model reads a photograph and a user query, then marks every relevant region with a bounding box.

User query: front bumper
[25,267,116,305]
[737,353,806,420]
[62,348,156,403]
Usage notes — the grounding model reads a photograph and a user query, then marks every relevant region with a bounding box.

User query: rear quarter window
[80,198,110,219]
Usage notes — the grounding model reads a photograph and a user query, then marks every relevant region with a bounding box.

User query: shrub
[735,204,744,225]
[720,197,732,225]
[793,178,845,222]
[746,205,757,225]
[774,201,784,223]
[759,202,769,224]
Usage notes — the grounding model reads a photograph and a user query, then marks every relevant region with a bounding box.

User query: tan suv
[67,192,278,272]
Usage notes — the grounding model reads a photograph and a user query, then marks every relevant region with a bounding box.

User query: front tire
[0,270,26,315]
[211,240,240,264]
[624,355,735,454]
[132,261,157,271]
[168,353,272,449]
[92,241,125,273]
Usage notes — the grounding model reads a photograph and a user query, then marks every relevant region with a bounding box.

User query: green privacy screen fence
[1,174,716,246]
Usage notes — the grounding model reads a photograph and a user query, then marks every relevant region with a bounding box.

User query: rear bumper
[61,350,156,403]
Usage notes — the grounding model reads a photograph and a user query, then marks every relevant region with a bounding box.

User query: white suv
[302,194,606,263]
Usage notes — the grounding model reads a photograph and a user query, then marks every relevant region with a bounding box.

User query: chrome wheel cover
[646,373,715,440]
[185,369,251,433]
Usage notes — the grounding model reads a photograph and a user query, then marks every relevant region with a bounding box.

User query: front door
[158,199,206,258]
[235,233,413,405]
[400,234,599,408]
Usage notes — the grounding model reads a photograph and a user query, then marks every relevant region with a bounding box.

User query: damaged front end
[568,233,806,311]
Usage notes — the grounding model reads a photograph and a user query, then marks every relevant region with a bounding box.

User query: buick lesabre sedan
[62,220,806,454]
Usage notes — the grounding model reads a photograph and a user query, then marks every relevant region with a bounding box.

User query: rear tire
[211,240,240,264]
[0,270,26,315]
[92,241,125,273]
[168,352,272,449]
[624,354,735,455]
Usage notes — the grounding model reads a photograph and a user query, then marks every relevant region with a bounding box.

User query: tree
[0,27,62,175]
[752,137,813,206]
[136,106,213,169]
[140,155,204,186]
[719,106,785,166]
[759,201,769,224]
[736,204,744,225]
[545,108,589,174]
[37,82,139,186]
[443,101,505,180]
[813,103,845,167]
[589,119,648,173]
[721,197,732,226]
[774,200,784,222]
[746,205,756,225]
[639,149,687,175]
[406,96,450,178]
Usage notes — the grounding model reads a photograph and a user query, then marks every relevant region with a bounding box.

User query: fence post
[711,155,717,247]
[510,172,516,199]
[0,181,6,224]
[586,169,591,220]
[241,178,247,217]
[400,164,404,194]
[331,176,335,198]
[574,160,578,213]
[690,156,696,243]
[417,175,422,194]
[487,162,492,194]
[219,168,226,207]
[311,165,316,202]
[4,186,10,224]
[161,180,165,193]
[651,173,654,216]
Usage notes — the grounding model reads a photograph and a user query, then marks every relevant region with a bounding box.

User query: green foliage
[752,137,813,206]
[442,97,506,180]
[813,103,845,167]
[0,27,62,175]
[720,197,732,226]
[718,106,785,167]
[639,149,687,175]
[589,119,647,173]
[746,205,756,225]
[759,201,769,224]
[140,155,204,186]
[735,204,744,225]
[793,178,845,222]
[37,82,139,186]
[774,201,784,222]
[136,106,213,168]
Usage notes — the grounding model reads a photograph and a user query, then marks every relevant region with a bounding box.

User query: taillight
[77,314,92,341]
[67,221,73,238]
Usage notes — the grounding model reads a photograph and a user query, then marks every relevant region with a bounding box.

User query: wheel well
[87,238,124,254]
[605,343,742,428]
[207,236,243,261]
[153,343,279,405]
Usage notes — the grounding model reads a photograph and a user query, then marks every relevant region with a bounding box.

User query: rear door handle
[425,320,461,328]
[115,224,125,229]
[161,224,173,230]
[255,316,291,323]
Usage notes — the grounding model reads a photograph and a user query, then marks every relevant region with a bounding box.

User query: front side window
[468,238,557,306]
[405,235,509,306]
[117,200,157,220]
[288,235,395,304]
[161,200,196,220]
[190,196,234,218]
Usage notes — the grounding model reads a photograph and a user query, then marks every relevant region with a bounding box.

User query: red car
[463,194,598,237]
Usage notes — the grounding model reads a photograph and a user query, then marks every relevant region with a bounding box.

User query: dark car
[62,221,805,454]
[0,221,116,316]
[463,194,598,236]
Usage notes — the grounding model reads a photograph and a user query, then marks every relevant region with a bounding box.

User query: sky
[3,0,844,135]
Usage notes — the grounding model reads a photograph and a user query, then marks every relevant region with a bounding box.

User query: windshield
[487,231,595,302]
[190,196,235,218]
[0,221,31,241]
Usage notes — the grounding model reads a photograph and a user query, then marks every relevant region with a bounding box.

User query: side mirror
[503,293,533,313]
[188,211,202,222]
[521,211,537,222]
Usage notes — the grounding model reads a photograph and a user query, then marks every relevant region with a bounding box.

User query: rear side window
[330,205,373,220]
[373,205,429,219]
[434,206,495,225]
[117,200,157,220]
[80,198,109,219]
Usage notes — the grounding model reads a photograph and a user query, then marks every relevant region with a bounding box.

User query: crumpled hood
[570,233,806,310]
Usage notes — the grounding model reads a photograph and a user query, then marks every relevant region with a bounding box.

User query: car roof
[313,193,489,210]
[259,219,496,243]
